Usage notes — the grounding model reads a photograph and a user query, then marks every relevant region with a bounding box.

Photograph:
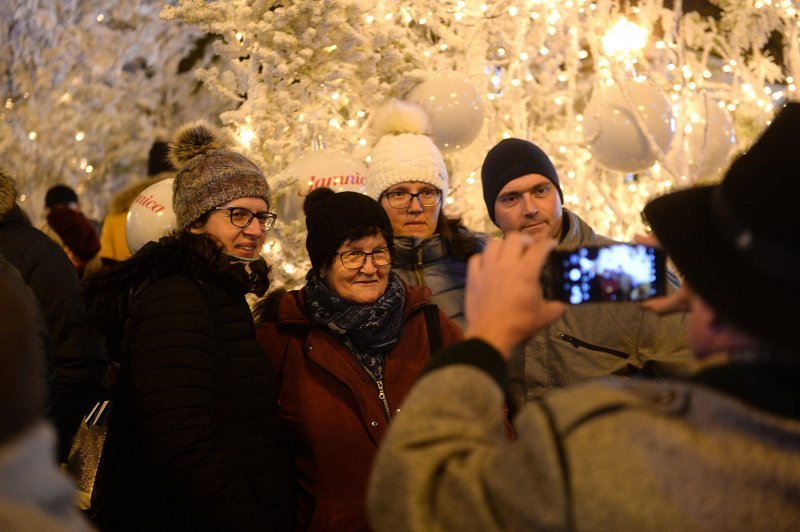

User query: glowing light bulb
[602,18,647,58]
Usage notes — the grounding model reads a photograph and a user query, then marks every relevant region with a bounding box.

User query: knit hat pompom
[368,99,431,142]
[168,120,231,170]
[169,119,271,230]
[365,100,448,201]
[303,187,336,218]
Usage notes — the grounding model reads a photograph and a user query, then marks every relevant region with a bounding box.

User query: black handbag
[65,400,111,510]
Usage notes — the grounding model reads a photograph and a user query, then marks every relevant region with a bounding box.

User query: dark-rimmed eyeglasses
[213,207,277,231]
[382,189,441,209]
[334,247,392,270]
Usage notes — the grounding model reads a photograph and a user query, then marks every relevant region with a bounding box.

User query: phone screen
[549,244,666,304]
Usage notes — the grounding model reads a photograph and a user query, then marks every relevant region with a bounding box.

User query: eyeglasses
[382,189,441,209]
[334,247,392,270]
[213,207,277,231]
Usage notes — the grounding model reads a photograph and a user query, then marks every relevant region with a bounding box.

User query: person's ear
[319,264,328,279]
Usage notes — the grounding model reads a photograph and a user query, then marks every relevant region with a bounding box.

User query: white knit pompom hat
[366,100,448,202]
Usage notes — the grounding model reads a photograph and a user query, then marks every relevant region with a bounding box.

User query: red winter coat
[256,284,463,531]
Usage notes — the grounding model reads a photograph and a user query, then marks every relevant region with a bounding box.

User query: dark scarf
[302,271,405,381]
[226,255,271,297]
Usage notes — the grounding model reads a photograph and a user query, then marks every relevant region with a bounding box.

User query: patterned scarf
[303,271,405,381]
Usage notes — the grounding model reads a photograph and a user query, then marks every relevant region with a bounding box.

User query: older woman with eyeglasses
[84,120,295,531]
[254,188,462,531]
[366,100,486,330]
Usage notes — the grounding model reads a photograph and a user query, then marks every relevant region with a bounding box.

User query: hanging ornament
[406,72,485,152]
[126,178,177,254]
[275,149,369,224]
[667,94,736,182]
[583,78,676,173]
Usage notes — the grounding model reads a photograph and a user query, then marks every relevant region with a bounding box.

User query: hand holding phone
[548,243,666,304]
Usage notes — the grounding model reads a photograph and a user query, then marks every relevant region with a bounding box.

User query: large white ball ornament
[668,94,736,182]
[275,149,369,223]
[583,79,676,172]
[126,178,177,254]
[407,73,485,152]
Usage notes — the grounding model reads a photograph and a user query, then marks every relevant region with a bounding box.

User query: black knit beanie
[304,188,394,272]
[44,184,79,207]
[148,140,176,177]
[480,138,563,223]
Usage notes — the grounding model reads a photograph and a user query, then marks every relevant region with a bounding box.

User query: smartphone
[549,243,666,304]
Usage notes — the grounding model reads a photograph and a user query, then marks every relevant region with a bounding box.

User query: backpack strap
[422,304,443,356]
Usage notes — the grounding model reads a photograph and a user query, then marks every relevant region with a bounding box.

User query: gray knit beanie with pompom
[168,119,271,230]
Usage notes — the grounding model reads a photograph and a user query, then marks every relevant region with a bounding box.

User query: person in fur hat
[98,140,175,265]
[84,120,296,531]
[0,169,107,463]
[366,99,486,330]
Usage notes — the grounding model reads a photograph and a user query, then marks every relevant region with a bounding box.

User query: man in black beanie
[478,138,693,406]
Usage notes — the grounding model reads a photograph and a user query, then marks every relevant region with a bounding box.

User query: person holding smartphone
[478,137,695,405]
[368,101,800,531]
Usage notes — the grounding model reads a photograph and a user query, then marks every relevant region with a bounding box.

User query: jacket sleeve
[127,277,268,529]
[21,236,107,460]
[367,340,569,531]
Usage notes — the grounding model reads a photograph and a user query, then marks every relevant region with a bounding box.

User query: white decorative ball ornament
[406,73,485,152]
[275,149,369,223]
[126,178,177,254]
[583,79,676,172]
[668,94,736,182]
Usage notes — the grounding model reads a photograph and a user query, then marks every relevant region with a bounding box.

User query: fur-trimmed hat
[0,169,17,220]
[168,120,271,231]
[365,100,448,201]
[303,188,393,272]
[480,138,563,223]
[644,101,800,351]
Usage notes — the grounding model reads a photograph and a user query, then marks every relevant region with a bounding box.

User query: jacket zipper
[557,333,632,360]
[413,245,425,287]
[374,378,392,421]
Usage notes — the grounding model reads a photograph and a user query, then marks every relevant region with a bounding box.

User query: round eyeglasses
[334,247,392,270]
[382,189,441,209]
[213,207,277,231]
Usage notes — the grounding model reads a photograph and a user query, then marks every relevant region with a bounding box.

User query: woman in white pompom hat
[366,100,486,330]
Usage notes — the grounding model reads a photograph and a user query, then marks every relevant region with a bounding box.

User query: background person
[480,137,694,405]
[367,102,800,530]
[0,264,92,532]
[98,140,176,266]
[254,187,462,531]
[39,184,102,279]
[84,120,295,531]
[366,99,485,329]
[0,169,107,463]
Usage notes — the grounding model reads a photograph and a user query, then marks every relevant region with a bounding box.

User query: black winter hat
[44,184,79,207]
[303,188,393,272]
[480,138,563,223]
[644,101,800,351]
[148,140,176,177]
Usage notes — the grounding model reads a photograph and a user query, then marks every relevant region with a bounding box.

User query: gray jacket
[368,343,800,531]
[508,209,695,405]
[392,231,486,330]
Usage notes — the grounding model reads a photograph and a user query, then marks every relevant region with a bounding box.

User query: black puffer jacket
[0,194,107,461]
[84,234,296,531]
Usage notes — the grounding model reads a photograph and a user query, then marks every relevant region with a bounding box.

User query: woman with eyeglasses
[366,100,486,330]
[253,188,462,531]
[84,120,296,531]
